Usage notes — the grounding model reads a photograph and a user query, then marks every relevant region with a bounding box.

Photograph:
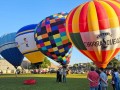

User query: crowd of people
[56,67,67,83]
[87,67,120,90]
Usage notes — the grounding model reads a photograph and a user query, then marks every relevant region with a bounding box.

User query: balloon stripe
[80,50,96,62]
[93,50,102,63]
[102,49,119,65]
[1,48,23,66]
[67,7,79,33]
[102,50,110,63]
[70,33,86,50]
[24,51,45,63]
[108,0,120,9]
[84,50,100,62]
[94,1,110,30]
[89,51,99,62]
[0,43,16,52]
[106,1,120,17]
[87,1,99,31]
[79,2,89,32]
[114,0,120,3]
[100,1,119,28]
[66,10,75,45]
[23,49,39,55]
[17,24,37,33]
[16,30,34,37]
[105,1,120,25]
[109,48,120,61]
[0,42,16,48]
[72,4,84,33]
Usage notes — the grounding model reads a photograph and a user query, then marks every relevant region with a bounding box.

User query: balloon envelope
[15,24,45,64]
[62,47,73,65]
[66,0,120,68]
[35,12,72,65]
[0,32,24,67]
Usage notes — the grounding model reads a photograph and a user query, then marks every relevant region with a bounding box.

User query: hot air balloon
[66,0,120,68]
[35,12,72,65]
[15,24,45,65]
[0,32,24,68]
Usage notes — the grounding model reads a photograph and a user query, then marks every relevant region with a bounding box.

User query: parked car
[41,70,47,74]
[50,69,57,73]
[33,69,39,74]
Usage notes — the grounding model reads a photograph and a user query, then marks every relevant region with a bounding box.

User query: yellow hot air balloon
[15,24,45,64]
[66,0,120,68]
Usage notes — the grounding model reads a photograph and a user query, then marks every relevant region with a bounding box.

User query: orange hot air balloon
[66,0,120,68]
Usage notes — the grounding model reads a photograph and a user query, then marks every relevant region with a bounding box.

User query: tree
[29,57,51,69]
[86,62,93,69]
[107,57,120,68]
[73,64,78,68]
[41,57,51,68]
[44,57,51,66]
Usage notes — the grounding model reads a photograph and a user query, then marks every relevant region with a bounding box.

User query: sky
[0,0,120,65]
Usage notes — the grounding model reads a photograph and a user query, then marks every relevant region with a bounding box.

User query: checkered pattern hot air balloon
[66,0,120,68]
[35,12,72,65]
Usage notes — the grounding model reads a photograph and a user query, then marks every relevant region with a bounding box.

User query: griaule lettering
[84,37,120,47]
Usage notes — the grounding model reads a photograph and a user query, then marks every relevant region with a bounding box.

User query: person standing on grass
[87,67,100,90]
[59,67,62,83]
[56,69,60,82]
[99,68,108,90]
[111,69,115,90]
[96,69,101,90]
[62,67,67,83]
[113,68,120,90]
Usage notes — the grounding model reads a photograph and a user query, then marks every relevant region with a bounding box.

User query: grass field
[0,74,113,90]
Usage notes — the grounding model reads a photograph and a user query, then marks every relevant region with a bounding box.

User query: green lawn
[0,74,113,90]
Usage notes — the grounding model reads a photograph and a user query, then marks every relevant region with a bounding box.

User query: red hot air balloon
[66,0,120,68]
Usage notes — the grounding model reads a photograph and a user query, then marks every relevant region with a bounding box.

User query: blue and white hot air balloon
[0,32,24,68]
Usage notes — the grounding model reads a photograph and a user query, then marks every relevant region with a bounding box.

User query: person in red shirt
[87,67,100,90]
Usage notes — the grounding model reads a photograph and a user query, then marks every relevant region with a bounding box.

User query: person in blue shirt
[99,68,108,90]
[113,68,120,90]
[111,70,115,90]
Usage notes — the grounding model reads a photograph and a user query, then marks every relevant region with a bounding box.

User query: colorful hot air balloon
[15,24,45,64]
[35,12,72,65]
[66,0,120,68]
[0,33,24,68]
[62,47,73,65]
